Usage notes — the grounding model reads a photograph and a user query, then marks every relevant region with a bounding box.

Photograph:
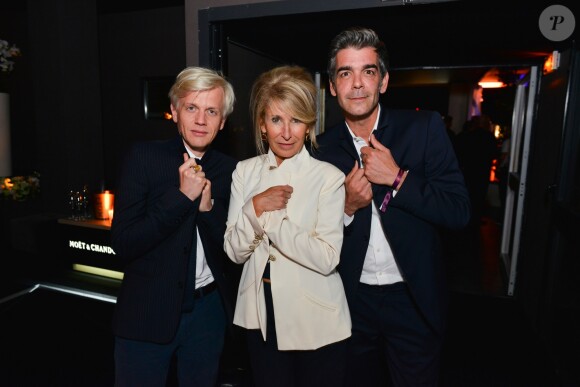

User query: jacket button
[268,254,276,262]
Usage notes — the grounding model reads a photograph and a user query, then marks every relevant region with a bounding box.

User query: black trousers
[114,290,226,387]
[246,279,348,387]
[346,282,443,387]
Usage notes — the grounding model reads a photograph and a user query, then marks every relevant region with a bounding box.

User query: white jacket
[224,146,351,350]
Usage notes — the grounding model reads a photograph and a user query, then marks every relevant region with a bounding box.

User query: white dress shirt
[184,142,214,289]
[344,107,404,285]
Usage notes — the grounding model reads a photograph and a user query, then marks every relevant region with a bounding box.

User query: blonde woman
[224,66,350,387]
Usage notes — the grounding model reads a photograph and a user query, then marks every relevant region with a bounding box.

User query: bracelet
[379,168,405,213]
[392,168,404,190]
[379,191,392,213]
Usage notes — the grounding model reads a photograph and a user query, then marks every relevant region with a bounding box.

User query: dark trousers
[246,281,348,387]
[346,282,443,387]
[114,289,226,387]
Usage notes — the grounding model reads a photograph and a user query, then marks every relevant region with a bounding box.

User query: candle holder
[94,190,114,220]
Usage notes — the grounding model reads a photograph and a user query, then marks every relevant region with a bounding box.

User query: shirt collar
[266,145,309,171]
[346,105,381,149]
[182,139,204,162]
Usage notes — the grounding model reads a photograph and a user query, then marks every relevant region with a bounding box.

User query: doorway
[200,0,568,300]
[372,64,537,297]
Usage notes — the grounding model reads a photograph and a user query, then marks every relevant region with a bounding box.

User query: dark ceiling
[97,0,183,14]
[2,0,577,87]
[219,0,578,74]
[0,0,183,14]
[208,0,578,92]
[3,0,576,69]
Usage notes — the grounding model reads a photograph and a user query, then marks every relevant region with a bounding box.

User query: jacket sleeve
[198,191,229,248]
[111,144,196,264]
[224,163,267,265]
[390,111,470,229]
[264,169,345,275]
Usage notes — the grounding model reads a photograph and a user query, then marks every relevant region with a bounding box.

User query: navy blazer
[111,135,238,344]
[314,107,470,334]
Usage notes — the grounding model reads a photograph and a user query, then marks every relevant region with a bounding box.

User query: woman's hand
[252,185,293,217]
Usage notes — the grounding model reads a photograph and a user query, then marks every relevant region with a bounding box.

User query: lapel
[168,135,201,212]
[336,123,360,163]
[163,136,186,188]
[197,147,214,172]
[173,136,217,179]
[373,107,390,145]
[335,104,394,164]
[371,107,393,206]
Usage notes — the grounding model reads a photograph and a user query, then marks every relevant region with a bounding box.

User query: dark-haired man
[315,27,470,386]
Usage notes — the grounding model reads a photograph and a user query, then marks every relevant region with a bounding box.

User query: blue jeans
[114,290,226,387]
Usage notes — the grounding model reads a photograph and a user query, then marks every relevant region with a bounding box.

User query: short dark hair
[327,27,389,84]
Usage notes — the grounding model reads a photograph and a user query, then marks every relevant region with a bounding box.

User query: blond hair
[250,65,318,154]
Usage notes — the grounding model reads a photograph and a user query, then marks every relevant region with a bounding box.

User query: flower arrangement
[1,172,40,201]
[0,39,21,73]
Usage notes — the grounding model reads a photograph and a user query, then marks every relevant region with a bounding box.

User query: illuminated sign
[69,240,116,255]
[58,219,123,278]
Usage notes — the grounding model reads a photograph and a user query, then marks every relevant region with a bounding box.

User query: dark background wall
[1,8,35,176]
[99,7,185,191]
[1,0,185,215]
[0,1,185,259]
[28,0,103,211]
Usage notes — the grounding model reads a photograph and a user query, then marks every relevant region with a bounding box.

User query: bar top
[58,218,111,230]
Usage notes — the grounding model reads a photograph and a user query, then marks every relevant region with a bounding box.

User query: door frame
[500,66,540,296]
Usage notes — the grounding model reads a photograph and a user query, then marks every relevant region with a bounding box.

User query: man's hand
[199,180,213,212]
[179,153,207,201]
[252,185,293,217]
[360,134,401,186]
[344,161,372,216]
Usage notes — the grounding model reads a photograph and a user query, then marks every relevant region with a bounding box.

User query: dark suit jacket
[314,107,470,334]
[111,135,238,344]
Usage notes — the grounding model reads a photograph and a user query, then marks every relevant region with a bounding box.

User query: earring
[261,132,267,140]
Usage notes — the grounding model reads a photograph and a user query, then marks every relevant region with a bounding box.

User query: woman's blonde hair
[250,65,318,155]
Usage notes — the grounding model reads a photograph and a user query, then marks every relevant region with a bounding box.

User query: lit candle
[104,191,114,214]
[94,190,114,220]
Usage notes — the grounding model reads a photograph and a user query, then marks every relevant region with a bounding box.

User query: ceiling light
[478,68,506,88]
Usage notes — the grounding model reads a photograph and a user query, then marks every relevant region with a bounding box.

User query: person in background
[111,66,238,387]
[314,27,470,386]
[443,114,456,142]
[455,114,499,228]
[224,65,351,387]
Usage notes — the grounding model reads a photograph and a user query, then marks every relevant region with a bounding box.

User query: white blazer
[224,146,351,350]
